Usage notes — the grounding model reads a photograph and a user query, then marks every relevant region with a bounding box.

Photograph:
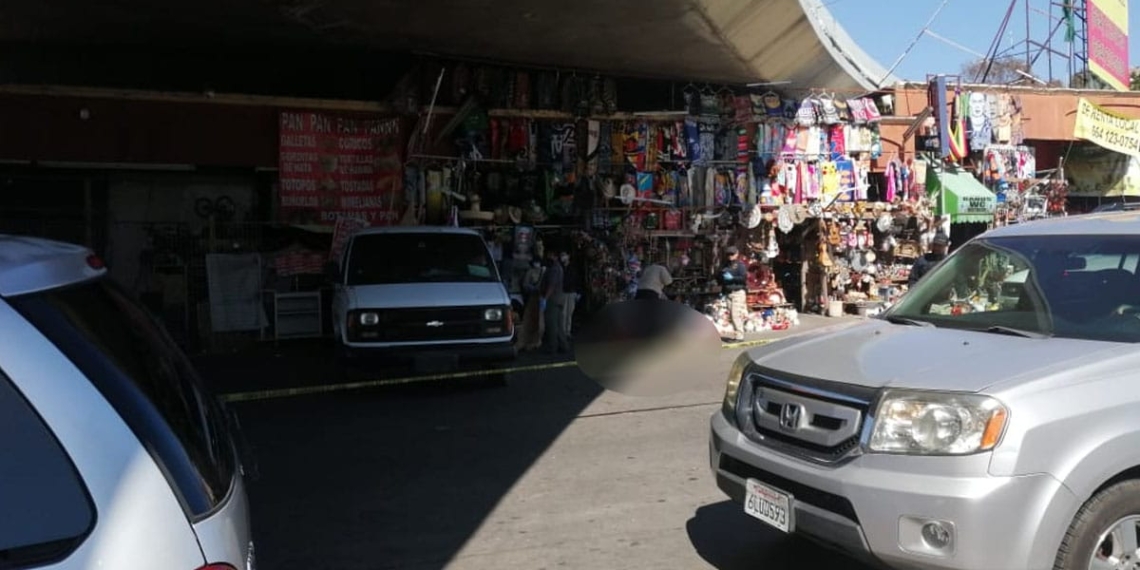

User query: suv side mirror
[324,261,341,284]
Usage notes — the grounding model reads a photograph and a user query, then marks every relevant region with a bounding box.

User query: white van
[329,226,516,384]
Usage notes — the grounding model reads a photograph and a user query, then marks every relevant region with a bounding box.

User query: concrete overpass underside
[4,0,897,92]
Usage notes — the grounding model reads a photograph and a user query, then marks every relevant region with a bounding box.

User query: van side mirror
[324,261,341,284]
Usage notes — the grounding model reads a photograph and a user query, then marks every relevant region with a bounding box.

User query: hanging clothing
[797,162,814,201]
[685,119,701,164]
[968,91,993,151]
[844,124,861,153]
[796,98,817,128]
[820,160,841,201]
[704,167,717,207]
[995,95,1014,144]
[805,126,823,158]
[983,145,1037,185]
[835,159,856,201]
[829,124,847,161]
[819,96,842,125]
[884,160,899,203]
[672,121,688,161]
[795,127,811,156]
[698,120,717,166]
[781,123,798,156]
[855,161,870,201]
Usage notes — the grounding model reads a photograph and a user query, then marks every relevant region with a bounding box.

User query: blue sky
[826,0,1138,83]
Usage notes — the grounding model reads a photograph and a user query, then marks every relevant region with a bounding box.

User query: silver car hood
[747,319,1129,393]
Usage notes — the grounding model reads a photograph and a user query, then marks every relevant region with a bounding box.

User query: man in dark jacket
[719,246,749,341]
[909,233,950,287]
[541,249,570,354]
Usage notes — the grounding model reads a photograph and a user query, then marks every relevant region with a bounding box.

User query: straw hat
[746,204,764,229]
[777,205,795,234]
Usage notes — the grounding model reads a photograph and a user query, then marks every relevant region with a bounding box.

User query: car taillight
[86,254,106,270]
[197,565,237,570]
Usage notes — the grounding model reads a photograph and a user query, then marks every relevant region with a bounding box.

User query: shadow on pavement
[686,501,875,570]
[193,339,574,395]
[203,343,601,570]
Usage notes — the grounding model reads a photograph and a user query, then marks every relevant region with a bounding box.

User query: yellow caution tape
[221,338,776,403]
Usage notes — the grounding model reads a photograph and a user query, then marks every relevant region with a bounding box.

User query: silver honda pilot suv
[711,211,1140,570]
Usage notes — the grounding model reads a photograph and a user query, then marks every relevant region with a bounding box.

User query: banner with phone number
[1074,98,1140,158]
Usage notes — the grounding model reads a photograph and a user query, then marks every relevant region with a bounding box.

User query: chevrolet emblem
[426,320,445,327]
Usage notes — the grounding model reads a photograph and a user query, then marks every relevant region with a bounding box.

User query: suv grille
[351,306,500,343]
[733,368,875,465]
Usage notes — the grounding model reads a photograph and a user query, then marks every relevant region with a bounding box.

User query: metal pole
[83,178,93,248]
[1048,0,1055,83]
[981,0,1020,83]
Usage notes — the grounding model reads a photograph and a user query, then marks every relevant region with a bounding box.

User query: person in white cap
[636,261,674,300]
[909,232,950,287]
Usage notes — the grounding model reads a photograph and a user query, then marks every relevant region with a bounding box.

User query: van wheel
[1055,479,1140,570]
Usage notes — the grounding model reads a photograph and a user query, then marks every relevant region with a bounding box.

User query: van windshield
[346,233,499,286]
[885,234,1140,343]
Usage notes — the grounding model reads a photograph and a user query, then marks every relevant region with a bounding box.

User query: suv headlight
[484,307,505,321]
[722,352,754,425]
[868,390,1009,455]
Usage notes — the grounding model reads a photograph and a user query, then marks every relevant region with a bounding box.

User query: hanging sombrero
[777,205,795,234]
[746,203,764,229]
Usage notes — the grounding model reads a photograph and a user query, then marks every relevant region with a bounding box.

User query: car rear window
[10,280,236,519]
[0,370,94,566]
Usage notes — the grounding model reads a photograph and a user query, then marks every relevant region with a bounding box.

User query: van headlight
[359,312,380,326]
[722,352,754,425]
[484,307,505,321]
[868,390,1009,455]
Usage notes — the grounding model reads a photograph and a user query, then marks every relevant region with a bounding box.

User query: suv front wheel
[1055,479,1140,570]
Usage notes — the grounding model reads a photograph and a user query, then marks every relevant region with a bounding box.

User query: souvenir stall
[748,89,933,317]
[394,62,905,329]
[802,198,938,316]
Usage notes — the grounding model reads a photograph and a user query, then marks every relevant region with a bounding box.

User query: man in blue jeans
[541,248,570,354]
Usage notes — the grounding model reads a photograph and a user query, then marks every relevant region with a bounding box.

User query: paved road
[205,315,874,570]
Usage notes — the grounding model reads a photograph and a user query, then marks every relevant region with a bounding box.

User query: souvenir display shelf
[394,65,901,329]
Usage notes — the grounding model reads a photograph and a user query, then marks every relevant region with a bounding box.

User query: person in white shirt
[635,262,673,300]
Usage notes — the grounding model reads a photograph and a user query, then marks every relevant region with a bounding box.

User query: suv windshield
[346,232,499,285]
[886,234,1140,343]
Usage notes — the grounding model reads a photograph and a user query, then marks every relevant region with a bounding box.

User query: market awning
[927,162,997,223]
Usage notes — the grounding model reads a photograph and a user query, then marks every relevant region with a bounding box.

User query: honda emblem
[779,403,803,431]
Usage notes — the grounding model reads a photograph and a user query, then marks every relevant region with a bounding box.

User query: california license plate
[744,479,793,533]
